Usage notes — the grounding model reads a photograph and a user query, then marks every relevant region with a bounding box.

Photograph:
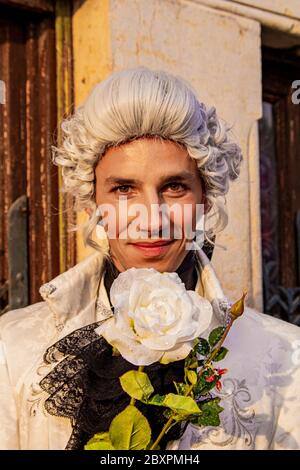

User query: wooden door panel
[259,46,300,325]
[0,4,59,311]
[25,15,59,302]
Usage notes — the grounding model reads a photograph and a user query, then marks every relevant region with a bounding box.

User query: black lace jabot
[104,250,198,305]
[39,252,198,450]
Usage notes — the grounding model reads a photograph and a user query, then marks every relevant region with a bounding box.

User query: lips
[130,240,173,247]
[129,240,175,257]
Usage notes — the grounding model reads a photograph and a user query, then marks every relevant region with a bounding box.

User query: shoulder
[0,300,54,338]
[0,301,57,386]
[227,306,300,375]
[241,306,300,341]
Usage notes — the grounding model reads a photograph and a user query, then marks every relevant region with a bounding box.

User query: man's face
[93,137,205,272]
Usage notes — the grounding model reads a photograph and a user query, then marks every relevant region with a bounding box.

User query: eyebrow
[105,171,196,186]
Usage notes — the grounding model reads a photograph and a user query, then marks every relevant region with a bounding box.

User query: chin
[132,251,184,272]
[114,241,184,271]
[133,254,179,271]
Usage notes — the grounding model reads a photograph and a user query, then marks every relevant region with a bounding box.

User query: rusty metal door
[0,2,60,313]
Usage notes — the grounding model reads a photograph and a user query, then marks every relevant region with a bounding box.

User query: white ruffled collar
[39,247,230,330]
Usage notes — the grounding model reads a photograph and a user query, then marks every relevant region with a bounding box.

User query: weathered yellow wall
[72,0,112,261]
[231,0,300,18]
[71,0,263,309]
[71,0,299,309]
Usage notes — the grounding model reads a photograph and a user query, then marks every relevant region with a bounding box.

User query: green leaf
[109,405,151,450]
[85,432,115,450]
[120,370,154,401]
[169,412,190,424]
[184,354,198,369]
[187,370,197,385]
[191,398,224,427]
[163,393,201,415]
[213,347,228,362]
[147,394,166,406]
[148,393,201,416]
[173,382,191,396]
[208,327,225,347]
[196,338,210,356]
[194,372,216,396]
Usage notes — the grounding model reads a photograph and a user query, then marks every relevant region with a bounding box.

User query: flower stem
[207,318,234,364]
[150,316,236,450]
[130,366,144,406]
[186,316,235,396]
[150,416,174,450]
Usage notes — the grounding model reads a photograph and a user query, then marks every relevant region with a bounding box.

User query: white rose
[95,267,213,366]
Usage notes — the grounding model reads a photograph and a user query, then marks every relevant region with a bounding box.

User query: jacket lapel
[39,248,230,331]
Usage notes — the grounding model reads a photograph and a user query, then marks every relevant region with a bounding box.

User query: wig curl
[52,66,243,255]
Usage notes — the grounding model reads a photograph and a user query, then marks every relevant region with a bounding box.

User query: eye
[165,182,187,192]
[112,185,133,194]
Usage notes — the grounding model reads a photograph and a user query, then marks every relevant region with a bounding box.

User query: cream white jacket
[0,248,300,450]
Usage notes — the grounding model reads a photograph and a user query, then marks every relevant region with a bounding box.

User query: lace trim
[38,252,206,449]
[39,322,186,450]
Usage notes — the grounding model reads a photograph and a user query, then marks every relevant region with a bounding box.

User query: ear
[85,207,92,217]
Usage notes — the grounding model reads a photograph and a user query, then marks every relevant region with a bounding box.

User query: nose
[139,190,163,238]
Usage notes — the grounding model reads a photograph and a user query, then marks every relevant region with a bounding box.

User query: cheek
[95,191,119,238]
[104,209,126,239]
[98,199,136,239]
[169,197,201,238]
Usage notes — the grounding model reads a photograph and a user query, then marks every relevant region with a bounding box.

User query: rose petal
[106,267,214,366]
[104,313,137,341]
[160,341,194,364]
[141,333,178,351]
[95,318,162,366]
[187,291,213,334]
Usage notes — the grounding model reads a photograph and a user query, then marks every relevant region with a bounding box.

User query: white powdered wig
[52,66,243,256]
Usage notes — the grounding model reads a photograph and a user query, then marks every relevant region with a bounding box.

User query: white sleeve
[271,352,300,450]
[0,337,20,449]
